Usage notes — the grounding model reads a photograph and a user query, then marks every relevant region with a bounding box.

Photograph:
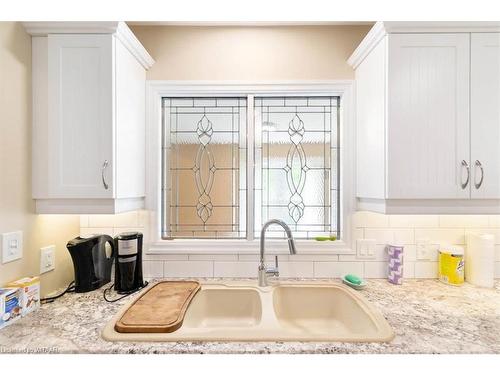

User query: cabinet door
[48,34,113,198]
[387,34,470,199]
[471,33,500,199]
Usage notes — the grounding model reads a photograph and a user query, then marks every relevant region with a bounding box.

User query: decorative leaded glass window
[162,96,340,240]
[254,97,340,239]
[162,98,247,239]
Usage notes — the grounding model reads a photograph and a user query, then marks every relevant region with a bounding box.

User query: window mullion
[246,94,255,240]
[161,102,169,238]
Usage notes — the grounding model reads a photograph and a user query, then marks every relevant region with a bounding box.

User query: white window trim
[145,81,355,255]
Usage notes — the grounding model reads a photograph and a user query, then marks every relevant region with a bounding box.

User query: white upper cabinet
[470,33,500,199]
[48,35,114,199]
[387,34,470,200]
[26,22,154,214]
[349,22,500,214]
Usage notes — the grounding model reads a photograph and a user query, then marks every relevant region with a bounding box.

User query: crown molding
[22,21,120,35]
[347,21,386,69]
[23,21,154,70]
[382,21,500,33]
[348,21,500,69]
[115,22,155,69]
[127,21,374,26]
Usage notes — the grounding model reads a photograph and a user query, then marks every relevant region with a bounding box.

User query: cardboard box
[6,277,40,316]
[0,288,22,330]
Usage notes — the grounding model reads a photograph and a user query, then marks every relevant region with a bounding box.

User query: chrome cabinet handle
[461,160,470,189]
[474,160,484,189]
[101,160,109,190]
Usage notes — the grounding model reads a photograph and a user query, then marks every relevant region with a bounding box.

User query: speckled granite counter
[1,279,499,354]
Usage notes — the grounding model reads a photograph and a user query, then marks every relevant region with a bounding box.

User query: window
[254,97,340,239]
[162,97,247,239]
[162,95,340,240]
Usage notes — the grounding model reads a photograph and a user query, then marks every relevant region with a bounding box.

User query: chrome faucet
[258,219,297,287]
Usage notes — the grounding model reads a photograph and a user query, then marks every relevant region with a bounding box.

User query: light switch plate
[1,231,23,264]
[40,245,56,274]
[356,239,376,259]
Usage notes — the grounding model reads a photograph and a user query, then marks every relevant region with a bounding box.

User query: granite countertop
[1,278,499,354]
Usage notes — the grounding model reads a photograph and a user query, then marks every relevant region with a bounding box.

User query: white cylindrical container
[466,233,495,288]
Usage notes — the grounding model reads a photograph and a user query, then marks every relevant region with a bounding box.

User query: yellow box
[6,277,40,316]
[438,246,464,286]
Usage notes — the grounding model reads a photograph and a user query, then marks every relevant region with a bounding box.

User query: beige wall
[0,22,80,296]
[130,25,371,80]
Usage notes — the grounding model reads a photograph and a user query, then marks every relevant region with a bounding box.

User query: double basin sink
[102,281,394,342]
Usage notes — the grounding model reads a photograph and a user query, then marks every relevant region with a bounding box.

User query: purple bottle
[387,244,404,285]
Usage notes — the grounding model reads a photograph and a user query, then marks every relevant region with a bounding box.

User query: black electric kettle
[66,235,114,293]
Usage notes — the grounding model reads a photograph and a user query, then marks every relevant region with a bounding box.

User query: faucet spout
[288,237,297,255]
[258,219,297,287]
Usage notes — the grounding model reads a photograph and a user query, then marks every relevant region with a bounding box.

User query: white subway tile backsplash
[80,215,89,228]
[113,211,139,227]
[364,229,414,245]
[290,254,339,261]
[415,229,465,245]
[279,262,314,278]
[439,215,490,228]
[113,227,142,237]
[414,262,438,279]
[189,254,238,261]
[352,228,364,242]
[214,262,257,278]
[144,254,189,261]
[88,214,115,228]
[371,245,389,261]
[352,212,389,228]
[79,211,500,280]
[363,229,394,244]
[338,254,357,261]
[143,260,164,278]
[164,261,213,278]
[313,262,364,278]
[403,261,415,278]
[428,245,440,261]
[80,227,113,237]
[364,261,387,278]
[363,260,414,279]
[389,215,439,228]
[403,245,417,261]
[237,254,258,262]
[238,254,289,262]
[138,210,149,227]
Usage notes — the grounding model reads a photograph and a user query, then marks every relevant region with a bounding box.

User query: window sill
[146,239,354,255]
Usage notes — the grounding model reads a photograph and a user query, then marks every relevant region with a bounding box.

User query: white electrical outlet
[40,245,56,274]
[357,239,376,259]
[416,239,430,260]
[1,231,23,264]
[416,239,439,261]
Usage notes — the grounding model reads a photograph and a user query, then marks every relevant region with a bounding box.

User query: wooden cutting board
[115,281,200,333]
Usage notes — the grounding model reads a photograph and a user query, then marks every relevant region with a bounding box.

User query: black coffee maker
[113,232,146,294]
[66,235,114,293]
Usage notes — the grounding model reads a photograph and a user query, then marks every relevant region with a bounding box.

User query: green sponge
[344,274,362,285]
[314,235,337,241]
